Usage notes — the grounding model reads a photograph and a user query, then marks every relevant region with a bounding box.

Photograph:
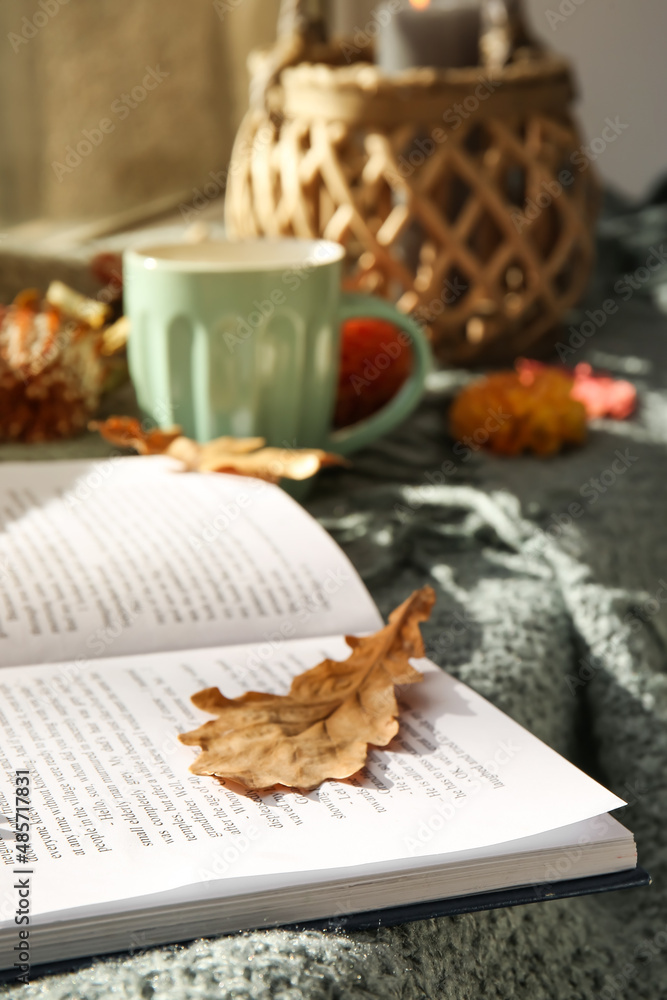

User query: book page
[0,637,624,922]
[0,458,381,667]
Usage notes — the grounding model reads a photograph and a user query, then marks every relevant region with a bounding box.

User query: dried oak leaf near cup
[91,416,347,483]
[178,587,435,791]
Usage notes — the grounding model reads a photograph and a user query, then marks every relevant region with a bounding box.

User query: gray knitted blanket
[2,217,667,998]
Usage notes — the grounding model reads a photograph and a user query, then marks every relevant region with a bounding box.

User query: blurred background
[0,0,665,233]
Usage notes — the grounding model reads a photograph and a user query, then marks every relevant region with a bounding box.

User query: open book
[0,459,645,973]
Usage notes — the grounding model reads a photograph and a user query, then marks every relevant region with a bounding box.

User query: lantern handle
[249,0,328,109]
[480,0,534,69]
[277,0,328,44]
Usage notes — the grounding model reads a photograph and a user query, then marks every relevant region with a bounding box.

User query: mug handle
[327,293,433,457]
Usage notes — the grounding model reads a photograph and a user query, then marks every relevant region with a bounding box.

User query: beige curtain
[0,0,281,225]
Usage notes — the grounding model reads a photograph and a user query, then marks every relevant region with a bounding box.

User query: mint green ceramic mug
[124,239,431,456]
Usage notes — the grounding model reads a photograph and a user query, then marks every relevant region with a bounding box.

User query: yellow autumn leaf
[90,416,348,482]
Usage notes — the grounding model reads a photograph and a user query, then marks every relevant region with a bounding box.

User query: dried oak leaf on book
[178,587,435,791]
[90,416,347,482]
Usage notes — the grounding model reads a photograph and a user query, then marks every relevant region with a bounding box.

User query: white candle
[377,0,482,74]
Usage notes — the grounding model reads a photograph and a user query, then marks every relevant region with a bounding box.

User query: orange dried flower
[450,365,587,456]
[0,287,110,443]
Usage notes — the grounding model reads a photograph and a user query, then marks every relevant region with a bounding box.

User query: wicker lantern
[226,2,598,365]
